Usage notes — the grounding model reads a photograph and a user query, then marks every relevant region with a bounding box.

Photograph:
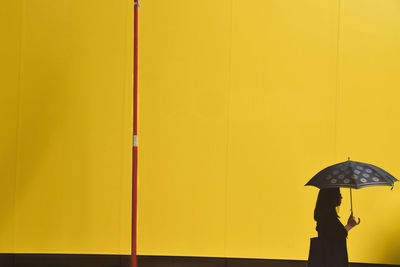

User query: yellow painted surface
[2,0,400,264]
[226,0,338,260]
[0,0,22,253]
[137,0,232,257]
[1,0,133,254]
[138,0,400,265]
[337,0,400,264]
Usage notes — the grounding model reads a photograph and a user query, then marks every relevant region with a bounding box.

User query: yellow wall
[337,0,400,264]
[0,0,22,253]
[1,0,133,254]
[138,0,400,265]
[2,0,400,264]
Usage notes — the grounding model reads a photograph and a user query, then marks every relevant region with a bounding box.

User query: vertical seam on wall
[13,0,26,253]
[224,0,234,259]
[334,0,344,162]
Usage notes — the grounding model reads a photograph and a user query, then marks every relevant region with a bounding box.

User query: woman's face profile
[335,193,343,207]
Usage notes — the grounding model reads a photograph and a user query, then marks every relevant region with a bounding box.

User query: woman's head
[314,188,342,221]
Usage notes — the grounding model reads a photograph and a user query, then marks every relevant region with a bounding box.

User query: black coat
[308,212,348,267]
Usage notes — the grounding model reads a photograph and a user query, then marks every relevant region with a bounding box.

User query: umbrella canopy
[305,160,398,189]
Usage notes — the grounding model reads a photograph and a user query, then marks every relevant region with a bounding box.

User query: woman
[310,188,361,267]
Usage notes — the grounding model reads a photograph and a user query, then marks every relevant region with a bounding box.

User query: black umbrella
[305,158,398,213]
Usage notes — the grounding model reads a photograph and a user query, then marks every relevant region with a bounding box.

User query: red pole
[132,1,139,267]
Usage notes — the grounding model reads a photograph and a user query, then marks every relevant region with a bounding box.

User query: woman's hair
[314,188,340,221]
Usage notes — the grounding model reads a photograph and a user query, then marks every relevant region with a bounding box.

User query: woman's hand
[348,213,361,227]
[345,213,361,231]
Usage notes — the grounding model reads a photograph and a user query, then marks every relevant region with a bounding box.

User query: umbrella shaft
[350,188,353,214]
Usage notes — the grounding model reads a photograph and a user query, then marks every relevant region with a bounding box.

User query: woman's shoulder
[316,210,337,222]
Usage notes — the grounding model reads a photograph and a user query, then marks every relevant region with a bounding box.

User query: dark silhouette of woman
[310,188,361,267]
